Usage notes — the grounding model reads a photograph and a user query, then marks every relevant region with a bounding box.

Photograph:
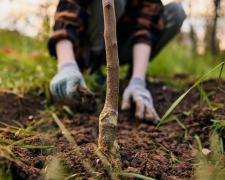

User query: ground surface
[0,79,225,180]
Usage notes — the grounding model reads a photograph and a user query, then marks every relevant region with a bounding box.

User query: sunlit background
[0,0,225,52]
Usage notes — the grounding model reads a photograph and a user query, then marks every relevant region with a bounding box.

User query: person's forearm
[56,40,76,65]
[132,43,151,80]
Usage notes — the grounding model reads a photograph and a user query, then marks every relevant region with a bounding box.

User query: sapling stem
[98,0,122,172]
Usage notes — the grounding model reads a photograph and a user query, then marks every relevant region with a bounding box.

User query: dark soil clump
[1,79,225,180]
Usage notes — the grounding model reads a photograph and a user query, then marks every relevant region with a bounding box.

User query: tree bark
[98,0,122,172]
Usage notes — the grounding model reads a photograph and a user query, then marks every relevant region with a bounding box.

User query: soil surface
[0,79,225,180]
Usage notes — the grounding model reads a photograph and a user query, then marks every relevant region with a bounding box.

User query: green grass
[157,61,224,127]
[193,133,225,180]
[0,30,224,94]
[148,39,225,80]
[0,30,56,94]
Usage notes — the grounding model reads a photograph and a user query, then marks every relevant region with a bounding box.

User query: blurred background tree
[0,0,56,42]
[204,0,221,56]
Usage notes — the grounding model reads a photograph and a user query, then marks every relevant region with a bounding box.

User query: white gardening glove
[50,61,88,104]
[121,77,160,124]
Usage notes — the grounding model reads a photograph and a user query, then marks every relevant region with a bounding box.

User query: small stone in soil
[28,115,34,121]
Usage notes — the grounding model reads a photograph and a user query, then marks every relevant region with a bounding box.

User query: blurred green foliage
[0,29,224,94]
[0,30,56,94]
[193,133,225,180]
[148,39,225,80]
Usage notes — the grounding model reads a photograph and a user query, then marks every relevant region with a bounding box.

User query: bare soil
[0,79,225,180]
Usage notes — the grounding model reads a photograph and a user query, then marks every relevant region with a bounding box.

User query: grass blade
[210,124,225,127]
[114,172,156,180]
[28,118,48,131]
[159,116,177,125]
[211,102,224,108]
[157,62,224,127]
[157,92,189,127]
[11,120,24,129]
[197,84,212,108]
[45,82,52,106]
[64,173,82,180]
[194,135,203,151]
[52,113,98,179]
[0,139,13,145]
[218,87,225,94]
[13,145,54,149]
[159,115,188,138]
[35,79,44,92]
[11,136,37,146]
[3,147,27,167]
[199,81,203,110]
[220,137,224,154]
[25,120,35,130]
[174,117,188,139]
[211,61,224,116]
[0,128,37,135]
[63,106,74,116]
[0,121,21,130]
[170,152,182,164]
[158,142,182,164]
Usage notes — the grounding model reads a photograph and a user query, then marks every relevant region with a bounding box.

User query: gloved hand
[50,61,88,104]
[121,77,160,124]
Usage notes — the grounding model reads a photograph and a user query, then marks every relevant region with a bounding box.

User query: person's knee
[167,2,186,25]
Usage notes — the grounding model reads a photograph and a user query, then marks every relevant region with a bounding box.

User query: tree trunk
[98,0,122,172]
[211,0,221,55]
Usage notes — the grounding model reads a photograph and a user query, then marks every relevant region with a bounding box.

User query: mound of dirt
[0,79,225,180]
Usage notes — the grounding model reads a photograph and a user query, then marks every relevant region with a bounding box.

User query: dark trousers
[117,2,186,65]
[89,2,186,76]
